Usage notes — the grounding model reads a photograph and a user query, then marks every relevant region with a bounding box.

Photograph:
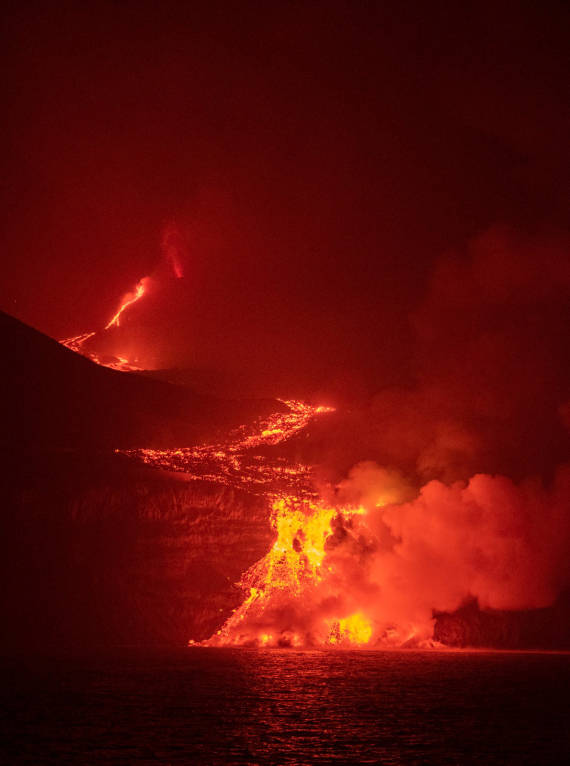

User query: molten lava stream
[200,495,378,649]
[104,278,148,330]
[122,399,386,649]
[119,400,334,497]
[60,277,150,371]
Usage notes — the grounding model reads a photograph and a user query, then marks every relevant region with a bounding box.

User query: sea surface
[1,648,568,765]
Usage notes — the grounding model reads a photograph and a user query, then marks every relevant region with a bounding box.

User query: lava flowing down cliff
[118,392,570,649]
[52,223,570,650]
[60,277,150,371]
[59,222,186,371]
[119,400,335,498]
[52,225,570,650]
[201,496,374,648]
[197,464,570,649]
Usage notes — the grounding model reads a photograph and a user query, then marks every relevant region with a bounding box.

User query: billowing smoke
[209,461,569,647]
[325,228,569,641]
[208,226,570,647]
[311,226,569,484]
[341,462,569,640]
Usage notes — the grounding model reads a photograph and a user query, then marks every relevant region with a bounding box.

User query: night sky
[2,1,568,395]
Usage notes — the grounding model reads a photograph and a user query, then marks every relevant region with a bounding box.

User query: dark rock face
[5,451,570,650]
[0,310,279,449]
[433,597,570,650]
[2,453,273,650]
[2,311,568,651]
[0,310,283,650]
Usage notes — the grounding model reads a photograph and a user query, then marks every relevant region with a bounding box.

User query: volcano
[0,310,283,649]
[1,309,568,652]
[0,310,276,451]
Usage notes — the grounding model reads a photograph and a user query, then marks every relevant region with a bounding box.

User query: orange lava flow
[122,400,393,648]
[121,397,437,648]
[60,278,149,371]
[59,331,96,355]
[201,496,373,648]
[122,398,389,649]
[118,400,334,497]
[104,279,147,330]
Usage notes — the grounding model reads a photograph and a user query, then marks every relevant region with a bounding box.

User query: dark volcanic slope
[0,311,276,449]
[0,312,280,651]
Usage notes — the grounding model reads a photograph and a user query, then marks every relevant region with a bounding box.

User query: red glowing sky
[1,3,568,393]
[1,3,569,655]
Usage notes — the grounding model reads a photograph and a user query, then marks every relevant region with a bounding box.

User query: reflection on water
[1,649,569,764]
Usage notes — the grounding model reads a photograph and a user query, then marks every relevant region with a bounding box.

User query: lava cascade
[123,399,391,647]
[121,394,569,649]
[197,465,570,649]
[120,398,397,647]
[200,496,376,648]
[104,278,148,330]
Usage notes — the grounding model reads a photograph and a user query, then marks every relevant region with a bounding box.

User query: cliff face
[433,597,570,650]
[2,453,274,649]
[5,452,569,650]
[0,310,282,650]
[0,310,280,450]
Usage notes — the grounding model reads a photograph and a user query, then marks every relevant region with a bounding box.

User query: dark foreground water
[1,648,568,765]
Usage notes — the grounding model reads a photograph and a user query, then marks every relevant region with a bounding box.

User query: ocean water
[1,648,568,764]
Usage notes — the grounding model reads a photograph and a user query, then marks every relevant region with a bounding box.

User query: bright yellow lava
[206,495,370,647]
[328,613,374,645]
[267,497,338,589]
